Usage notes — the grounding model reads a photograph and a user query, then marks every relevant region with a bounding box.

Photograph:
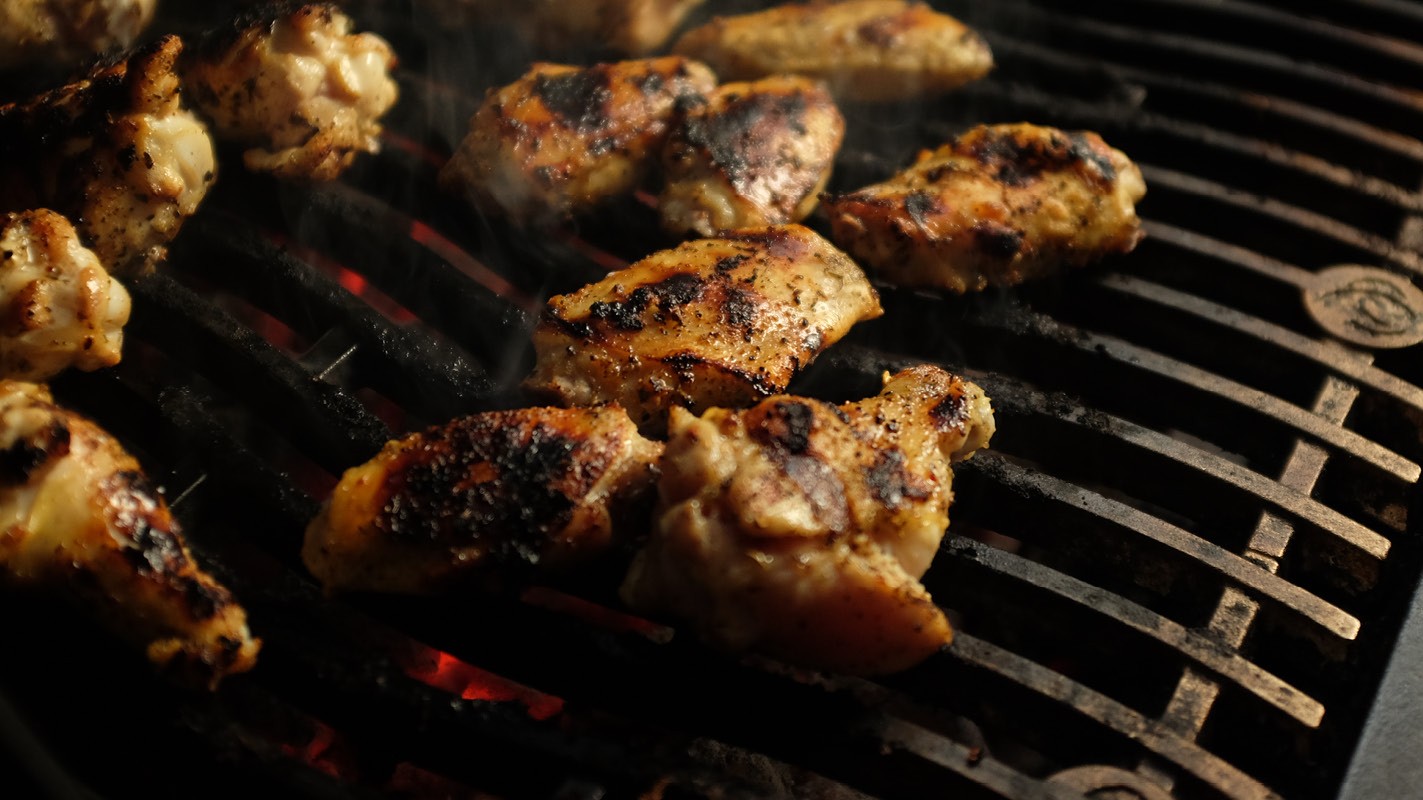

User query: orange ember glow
[408,221,531,307]
[266,231,420,325]
[521,586,674,644]
[279,718,347,779]
[403,646,564,721]
[557,232,631,273]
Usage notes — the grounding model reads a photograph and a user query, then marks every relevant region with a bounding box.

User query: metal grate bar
[940,538,1324,726]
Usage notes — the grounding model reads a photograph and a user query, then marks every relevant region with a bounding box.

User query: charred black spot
[722,286,758,327]
[590,287,653,331]
[651,273,705,306]
[757,401,816,455]
[0,422,69,485]
[931,392,968,430]
[1068,132,1117,183]
[535,69,614,132]
[117,145,138,170]
[966,127,1114,188]
[865,450,931,509]
[543,308,593,339]
[714,254,749,274]
[682,91,809,183]
[905,192,936,227]
[971,221,1024,260]
[636,71,665,95]
[182,577,225,621]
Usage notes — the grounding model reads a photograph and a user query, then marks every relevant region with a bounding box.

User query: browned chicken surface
[0,210,130,380]
[672,0,992,102]
[185,3,399,181]
[417,0,704,55]
[822,123,1147,293]
[304,405,662,595]
[0,0,156,71]
[0,381,260,687]
[0,35,216,276]
[660,75,844,237]
[525,225,882,434]
[621,365,994,675]
[439,57,717,225]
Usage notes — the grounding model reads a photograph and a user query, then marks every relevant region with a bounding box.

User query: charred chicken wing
[0,35,216,276]
[439,57,717,224]
[0,0,156,71]
[304,405,662,595]
[822,123,1147,293]
[0,210,130,380]
[621,365,994,675]
[417,0,705,56]
[186,3,399,181]
[0,381,260,687]
[672,0,992,102]
[525,225,882,434]
[660,75,844,237]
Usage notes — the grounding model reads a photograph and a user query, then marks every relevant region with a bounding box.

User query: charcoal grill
[3,1,1423,798]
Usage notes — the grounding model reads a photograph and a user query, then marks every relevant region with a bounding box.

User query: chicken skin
[439,57,717,225]
[0,210,130,381]
[0,381,260,687]
[672,0,992,103]
[185,3,399,181]
[621,365,994,675]
[0,0,156,71]
[0,35,216,277]
[525,225,882,434]
[443,0,707,56]
[660,75,844,237]
[304,405,662,595]
[822,123,1147,293]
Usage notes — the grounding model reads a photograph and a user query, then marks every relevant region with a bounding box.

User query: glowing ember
[408,221,529,306]
[402,645,564,721]
[521,586,674,644]
[266,231,420,325]
[387,762,499,799]
[278,718,349,779]
[557,232,632,274]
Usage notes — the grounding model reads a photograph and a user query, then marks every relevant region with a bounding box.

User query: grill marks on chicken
[823,123,1147,293]
[660,75,844,237]
[439,57,717,224]
[0,35,216,277]
[304,405,662,595]
[672,0,992,103]
[0,382,259,687]
[525,225,882,434]
[0,210,130,380]
[185,3,399,181]
[621,365,994,675]
[0,0,156,71]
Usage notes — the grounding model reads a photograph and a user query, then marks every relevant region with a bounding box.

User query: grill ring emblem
[1304,265,1423,349]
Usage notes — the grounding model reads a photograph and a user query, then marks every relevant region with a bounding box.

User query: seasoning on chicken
[622,365,994,675]
[185,3,399,181]
[822,123,1147,293]
[660,75,844,238]
[0,381,260,687]
[524,225,882,435]
[672,0,993,103]
[304,405,662,595]
[0,210,130,381]
[0,0,156,71]
[0,35,216,277]
[439,57,717,225]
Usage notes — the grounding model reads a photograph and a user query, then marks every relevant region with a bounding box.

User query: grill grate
[4,1,1423,798]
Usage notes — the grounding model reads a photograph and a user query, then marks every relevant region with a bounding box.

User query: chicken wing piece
[822,123,1147,293]
[621,365,994,675]
[0,35,217,277]
[660,75,844,238]
[185,3,399,181]
[672,0,992,103]
[0,210,130,381]
[439,57,717,225]
[0,0,156,71]
[416,0,704,56]
[304,405,662,595]
[525,225,882,434]
[0,381,260,687]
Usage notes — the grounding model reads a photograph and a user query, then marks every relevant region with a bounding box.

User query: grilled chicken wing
[822,123,1147,293]
[525,225,882,434]
[0,210,130,380]
[0,35,216,277]
[304,405,662,595]
[0,0,156,71]
[0,381,260,687]
[660,75,844,237]
[417,0,704,56]
[439,57,717,225]
[621,365,994,675]
[672,0,992,103]
[185,3,399,181]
